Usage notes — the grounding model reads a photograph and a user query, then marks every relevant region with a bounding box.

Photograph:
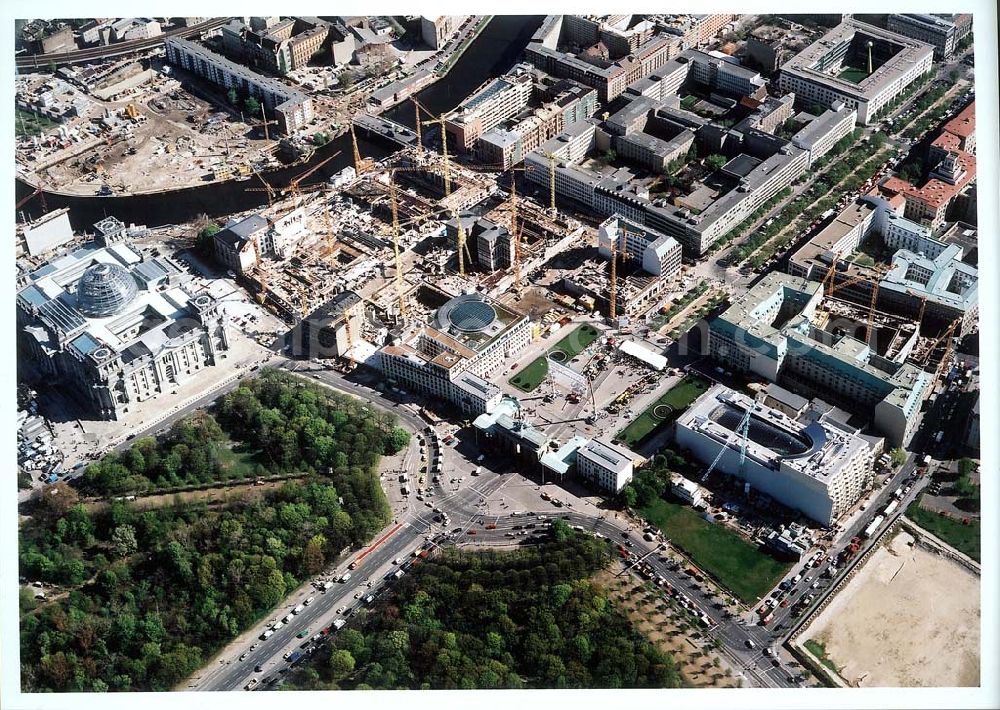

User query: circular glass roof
[77,262,138,318]
[445,298,497,332]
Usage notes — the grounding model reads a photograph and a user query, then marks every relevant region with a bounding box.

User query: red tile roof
[942,101,975,139]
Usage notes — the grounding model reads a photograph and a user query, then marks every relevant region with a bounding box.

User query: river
[15,15,543,231]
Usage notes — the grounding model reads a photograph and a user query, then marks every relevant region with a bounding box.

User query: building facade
[17,237,229,420]
[675,385,877,525]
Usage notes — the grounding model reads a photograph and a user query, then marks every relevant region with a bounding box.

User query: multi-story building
[684,49,766,97]
[676,385,877,525]
[790,104,857,167]
[221,17,338,75]
[420,15,459,50]
[598,215,682,278]
[444,67,535,151]
[526,34,675,102]
[378,293,530,416]
[880,244,978,335]
[707,273,930,446]
[886,14,973,59]
[477,81,596,169]
[16,236,229,420]
[287,291,364,360]
[777,19,934,125]
[576,438,638,493]
[165,37,314,134]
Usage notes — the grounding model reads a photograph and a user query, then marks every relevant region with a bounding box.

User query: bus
[862,514,885,539]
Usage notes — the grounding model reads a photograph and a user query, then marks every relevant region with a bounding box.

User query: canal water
[15,15,543,231]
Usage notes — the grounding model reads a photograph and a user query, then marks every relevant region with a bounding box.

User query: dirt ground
[801,530,980,687]
[594,568,740,688]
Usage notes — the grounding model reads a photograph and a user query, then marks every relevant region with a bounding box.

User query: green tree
[112,525,138,558]
[889,448,907,468]
[705,154,727,171]
[227,87,239,106]
[385,427,410,454]
[244,96,261,117]
[197,224,220,255]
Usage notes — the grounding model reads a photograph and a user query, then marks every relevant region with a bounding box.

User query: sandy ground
[802,530,980,687]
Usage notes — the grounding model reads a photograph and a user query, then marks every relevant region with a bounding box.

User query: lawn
[906,495,980,562]
[680,95,698,110]
[510,356,549,392]
[640,497,792,603]
[803,639,840,675]
[509,324,600,392]
[616,375,710,448]
[837,66,869,84]
[548,324,600,362]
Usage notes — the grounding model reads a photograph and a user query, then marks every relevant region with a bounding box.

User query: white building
[671,474,706,507]
[676,385,877,525]
[576,438,638,493]
[378,293,530,416]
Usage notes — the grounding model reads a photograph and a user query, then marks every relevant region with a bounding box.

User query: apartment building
[444,68,534,151]
[165,37,314,133]
[790,104,857,167]
[576,438,638,493]
[597,215,682,278]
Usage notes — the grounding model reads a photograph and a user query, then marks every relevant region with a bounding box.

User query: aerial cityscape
[13,11,983,697]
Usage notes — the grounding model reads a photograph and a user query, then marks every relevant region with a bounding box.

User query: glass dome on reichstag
[77,262,138,318]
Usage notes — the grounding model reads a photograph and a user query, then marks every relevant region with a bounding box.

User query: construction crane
[701,400,754,483]
[250,165,277,206]
[388,178,408,320]
[864,264,884,344]
[541,152,558,211]
[342,312,357,370]
[510,179,522,289]
[416,100,452,197]
[821,255,840,296]
[412,99,422,148]
[933,319,961,382]
[246,151,341,204]
[609,237,619,321]
[452,210,473,277]
[349,123,375,175]
[252,239,267,304]
[287,151,341,201]
[321,196,337,260]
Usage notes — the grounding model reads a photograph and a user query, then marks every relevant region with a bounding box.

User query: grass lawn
[548,324,600,362]
[616,375,710,448]
[509,357,549,392]
[803,639,840,675]
[509,324,600,392]
[16,107,59,138]
[640,497,792,603]
[680,95,698,110]
[837,66,869,84]
[214,444,261,480]
[906,496,980,562]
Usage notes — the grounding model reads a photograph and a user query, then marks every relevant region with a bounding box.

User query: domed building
[17,226,230,420]
[377,291,530,416]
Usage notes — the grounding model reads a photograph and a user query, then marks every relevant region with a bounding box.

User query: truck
[339,572,352,583]
[862,515,885,539]
[292,604,305,614]
[260,629,274,640]
[332,619,346,630]
[883,500,899,516]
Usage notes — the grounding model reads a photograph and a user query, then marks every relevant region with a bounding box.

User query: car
[467,529,477,535]
[745,639,756,649]
[239,652,249,661]
[337,606,347,614]
[393,558,402,565]
[304,596,314,606]
[297,628,311,638]
[245,679,259,691]
[255,664,264,672]
[282,651,293,660]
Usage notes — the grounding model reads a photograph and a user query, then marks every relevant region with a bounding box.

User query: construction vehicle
[837,536,862,565]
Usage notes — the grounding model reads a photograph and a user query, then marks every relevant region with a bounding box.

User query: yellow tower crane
[543,152,558,211]
[342,311,356,370]
[454,210,469,277]
[609,237,619,321]
[510,179,522,289]
[416,100,452,197]
[413,99,422,148]
[349,123,374,175]
[388,178,408,320]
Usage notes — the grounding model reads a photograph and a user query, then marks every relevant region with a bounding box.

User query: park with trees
[284,524,684,690]
[19,371,407,691]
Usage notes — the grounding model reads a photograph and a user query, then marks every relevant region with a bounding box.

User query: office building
[378,293,530,416]
[675,385,877,525]
[444,68,534,151]
[17,237,229,420]
[287,291,364,360]
[707,273,931,446]
[790,104,857,167]
[886,14,972,59]
[598,215,682,278]
[777,20,934,125]
[576,438,638,493]
[165,37,314,133]
[221,17,336,75]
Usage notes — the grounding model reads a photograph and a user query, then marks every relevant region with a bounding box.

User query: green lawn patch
[639,497,792,603]
[548,324,599,362]
[906,495,980,562]
[616,375,710,448]
[837,66,869,84]
[510,356,549,392]
[803,639,840,675]
[681,95,698,110]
